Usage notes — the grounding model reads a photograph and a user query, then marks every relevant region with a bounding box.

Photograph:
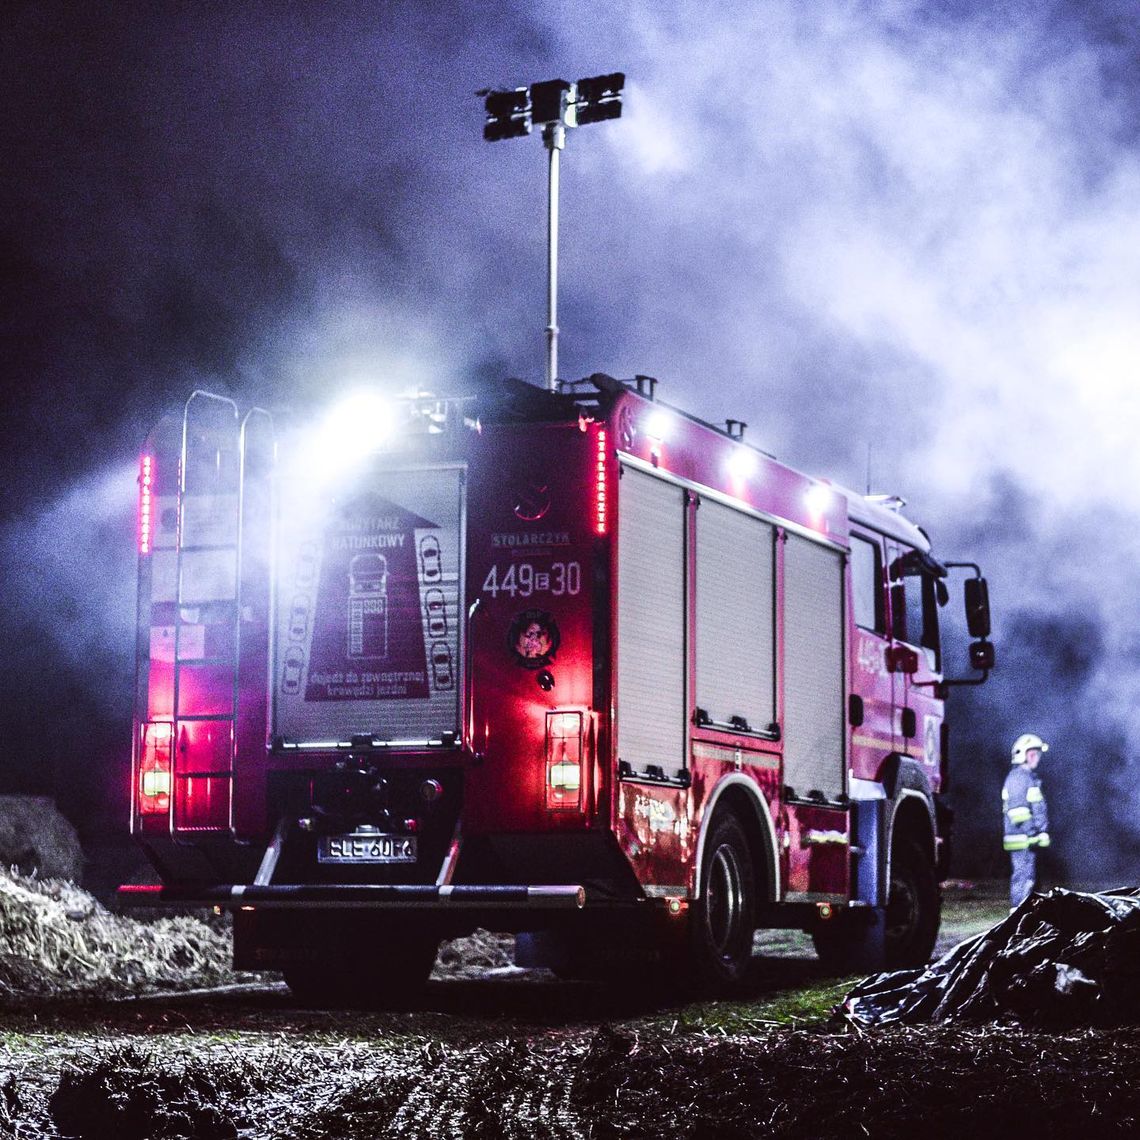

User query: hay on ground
[0,867,238,1001]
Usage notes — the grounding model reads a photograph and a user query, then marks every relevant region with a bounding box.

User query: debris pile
[842,887,1140,1028]
[433,928,516,979]
[0,867,237,1001]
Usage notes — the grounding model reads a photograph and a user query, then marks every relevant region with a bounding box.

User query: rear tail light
[139,720,173,814]
[545,710,585,811]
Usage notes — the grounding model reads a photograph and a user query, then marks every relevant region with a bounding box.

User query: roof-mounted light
[301,391,395,475]
[728,447,756,482]
[645,409,671,442]
[326,392,393,451]
[806,483,834,519]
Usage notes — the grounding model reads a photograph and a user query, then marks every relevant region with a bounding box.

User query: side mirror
[965,578,991,639]
[969,640,995,671]
[940,562,995,690]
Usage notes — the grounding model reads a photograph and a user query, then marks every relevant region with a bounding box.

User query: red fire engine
[124,374,993,999]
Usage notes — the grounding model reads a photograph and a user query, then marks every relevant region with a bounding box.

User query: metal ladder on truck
[170,391,273,843]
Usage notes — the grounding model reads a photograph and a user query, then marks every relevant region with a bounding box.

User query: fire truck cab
[125,374,992,1000]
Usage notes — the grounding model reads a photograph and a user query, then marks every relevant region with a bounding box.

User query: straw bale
[0,795,83,881]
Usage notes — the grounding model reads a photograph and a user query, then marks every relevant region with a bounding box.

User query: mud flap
[849,907,887,973]
[813,904,887,974]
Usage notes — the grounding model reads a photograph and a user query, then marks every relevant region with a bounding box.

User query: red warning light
[594,429,608,535]
[139,720,172,814]
[138,454,155,554]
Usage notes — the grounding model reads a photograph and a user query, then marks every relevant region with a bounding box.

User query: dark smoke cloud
[2,1,1139,876]
[949,605,1130,884]
[940,468,1140,882]
[0,463,136,831]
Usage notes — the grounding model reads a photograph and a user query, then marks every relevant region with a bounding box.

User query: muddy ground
[2,880,1137,1137]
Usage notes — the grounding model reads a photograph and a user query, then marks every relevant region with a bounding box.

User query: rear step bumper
[118,883,587,910]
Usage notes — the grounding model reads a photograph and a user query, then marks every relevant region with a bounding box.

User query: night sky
[3,1,1139,883]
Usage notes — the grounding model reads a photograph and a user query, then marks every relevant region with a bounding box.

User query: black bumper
[118,882,587,910]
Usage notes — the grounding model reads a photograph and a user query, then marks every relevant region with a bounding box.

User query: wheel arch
[887,789,937,895]
[882,755,937,870]
[693,774,779,903]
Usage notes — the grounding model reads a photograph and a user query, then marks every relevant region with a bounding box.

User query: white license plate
[317,833,418,864]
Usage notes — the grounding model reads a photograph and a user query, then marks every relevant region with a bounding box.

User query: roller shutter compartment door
[694,498,776,733]
[782,533,846,801]
[616,467,687,779]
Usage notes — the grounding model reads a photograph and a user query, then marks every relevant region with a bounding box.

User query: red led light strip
[595,429,607,535]
[138,455,154,554]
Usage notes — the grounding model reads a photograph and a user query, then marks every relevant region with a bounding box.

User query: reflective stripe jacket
[1002,765,1049,851]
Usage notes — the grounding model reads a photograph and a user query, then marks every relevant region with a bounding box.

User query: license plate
[317,833,418,864]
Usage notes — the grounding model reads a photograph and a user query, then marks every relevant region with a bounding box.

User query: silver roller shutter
[782,532,846,801]
[617,466,687,778]
[695,498,775,732]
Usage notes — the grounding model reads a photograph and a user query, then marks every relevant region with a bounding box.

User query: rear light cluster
[594,429,607,536]
[139,721,173,814]
[138,454,155,554]
[545,710,587,811]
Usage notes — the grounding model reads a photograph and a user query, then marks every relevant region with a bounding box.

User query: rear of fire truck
[128,381,656,1003]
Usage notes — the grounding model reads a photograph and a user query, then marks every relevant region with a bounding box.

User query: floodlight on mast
[478,72,626,391]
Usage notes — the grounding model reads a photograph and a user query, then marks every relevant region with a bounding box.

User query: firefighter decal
[507,608,561,669]
[303,493,438,701]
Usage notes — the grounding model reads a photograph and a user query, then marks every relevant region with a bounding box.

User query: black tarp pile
[841,887,1140,1028]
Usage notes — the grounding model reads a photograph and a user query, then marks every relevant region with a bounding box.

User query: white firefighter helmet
[1011,733,1049,765]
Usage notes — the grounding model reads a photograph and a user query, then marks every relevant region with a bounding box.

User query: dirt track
[2,882,1137,1136]
[7,984,1140,1137]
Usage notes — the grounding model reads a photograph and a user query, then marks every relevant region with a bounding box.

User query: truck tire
[284,936,439,1008]
[885,838,940,969]
[689,813,756,994]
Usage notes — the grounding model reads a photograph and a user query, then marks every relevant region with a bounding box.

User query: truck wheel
[284,936,439,1008]
[690,813,756,994]
[885,838,940,969]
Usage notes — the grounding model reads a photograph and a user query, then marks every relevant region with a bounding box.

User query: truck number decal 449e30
[482,561,581,599]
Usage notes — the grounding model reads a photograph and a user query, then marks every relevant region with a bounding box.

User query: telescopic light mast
[479,72,625,391]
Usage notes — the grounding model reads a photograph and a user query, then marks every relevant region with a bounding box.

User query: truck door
[887,542,944,790]
[848,531,897,771]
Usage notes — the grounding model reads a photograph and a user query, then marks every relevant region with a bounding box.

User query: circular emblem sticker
[507,608,561,669]
[513,480,551,521]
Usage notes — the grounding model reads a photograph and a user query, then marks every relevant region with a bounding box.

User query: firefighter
[1002,733,1050,910]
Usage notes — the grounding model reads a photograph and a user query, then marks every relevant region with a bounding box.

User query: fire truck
[124,373,993,1000]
